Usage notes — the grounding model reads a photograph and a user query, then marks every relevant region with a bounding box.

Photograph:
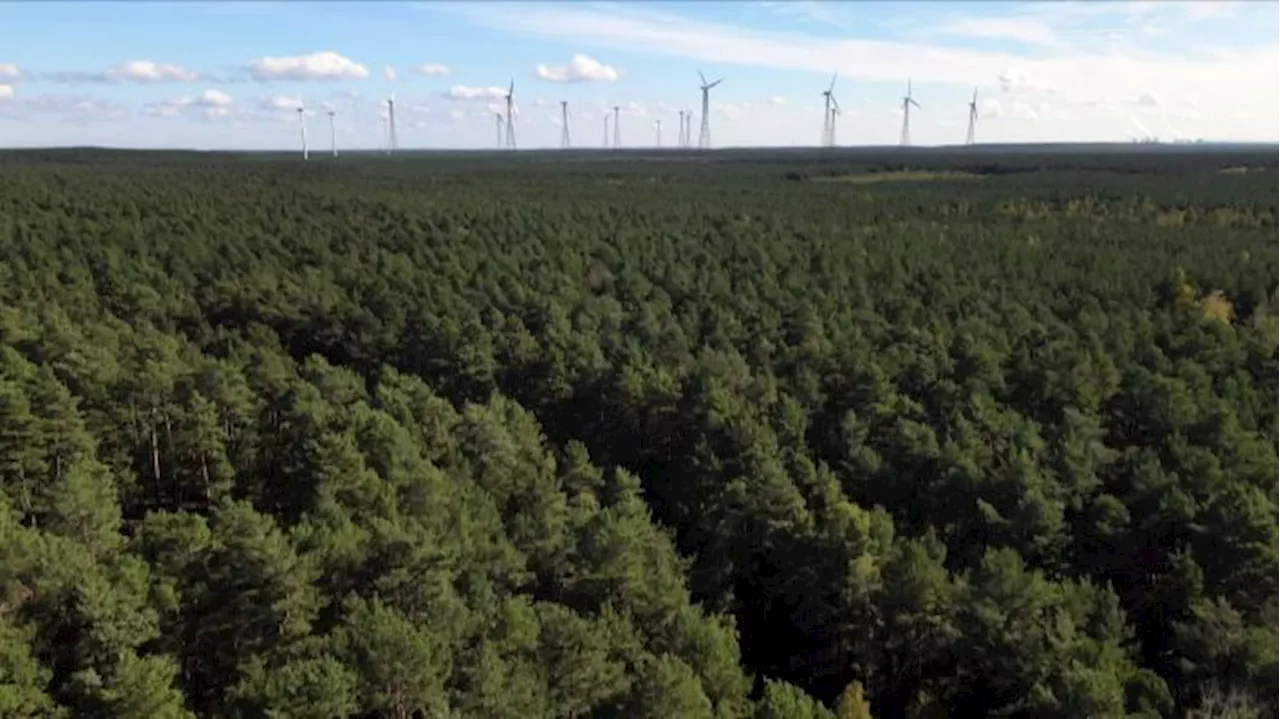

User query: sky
[0,1,1276,150]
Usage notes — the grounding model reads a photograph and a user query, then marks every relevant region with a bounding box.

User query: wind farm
[274,67,1084,158]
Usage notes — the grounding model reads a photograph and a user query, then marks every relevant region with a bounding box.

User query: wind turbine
[386,92,398,155]
[677,110,686,148]
[821,73,837,147]
[603,114,610,148]
[965,88,978,145]
[698,70,723,149]
[686,109,694,148]
[655,119,662,148]
[613,105,621,149]
[327,105,337,158]
[495,112,504,149]
[900,78,920,147]
[297,95,308,161]
[829,105,840,147]
[504,79,516,150]
[560,100,571,149]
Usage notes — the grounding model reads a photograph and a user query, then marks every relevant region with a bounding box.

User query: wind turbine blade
[699,70,707,86]
[830,95,840,111]
[907,78,912,96]
[828,73,837,93]
[911,99,921,109]
[972,88,978,104]
[709,78,723,89]
[509,79,514,95]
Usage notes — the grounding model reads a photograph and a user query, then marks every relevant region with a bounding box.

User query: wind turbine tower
[655,119,662,148]
[829,106,840,147]
[560,100,571,149]
[327,107,337,158]
[495,113,504,149]
[603,115,610,148]
[677,110,686,148]
[686,109,694,148]
[697,71,723,149]
[504,80,517,150]
[613,105,621,149]
[821,73,838,147]
[965,88,978,145]
[297,97,308,161]
[900,78,920,147]
[386,94,398,155]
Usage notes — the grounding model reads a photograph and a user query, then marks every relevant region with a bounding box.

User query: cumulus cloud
[0,84,13,100]
[413,63,452,77]
[108,60,200,83]
[447,85,507,101]
[264,95,303,111]
[0,64,23,80]
[145,89,236,118]
[248,51,369,81]
[201,89,233,106]
[534,54,620,83]
[45,60,201,84]
[384,65,398,81]
[769,96,787,106]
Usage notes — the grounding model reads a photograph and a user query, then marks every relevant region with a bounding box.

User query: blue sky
[0,1,1275,149]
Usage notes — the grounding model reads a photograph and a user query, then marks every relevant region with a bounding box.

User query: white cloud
[144,89,235,118]
[449,2,1277,143]
[0,64,22,80]
[714,102,743,120]
[248,52,369,81]
[384,65,398,81]
[769,96,787,106]
[264,95,302,111]
[997,70,1057,96]
[413,63,452,77]
[534,54,619,83]
[107,60,200,83]
[447,85,507,101]
[198,89,234,107]
[0,84,13,100]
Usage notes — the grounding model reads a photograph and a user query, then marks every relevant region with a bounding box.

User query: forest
[0,145,1275,718]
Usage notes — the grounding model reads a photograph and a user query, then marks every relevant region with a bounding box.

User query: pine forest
[0,146,1276,719]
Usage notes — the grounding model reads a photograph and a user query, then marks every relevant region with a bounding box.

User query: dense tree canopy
[0,146,1275,718]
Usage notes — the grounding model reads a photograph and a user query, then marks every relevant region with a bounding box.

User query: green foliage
[0,147,1274,717]
[833,680,874,719]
